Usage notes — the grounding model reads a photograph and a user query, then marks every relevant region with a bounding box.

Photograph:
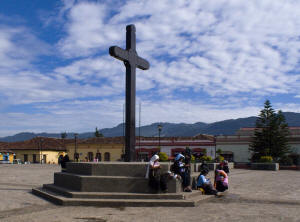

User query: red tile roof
[0,137,67,151]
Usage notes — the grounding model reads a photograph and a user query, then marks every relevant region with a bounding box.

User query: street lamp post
[74,133,78,162]
[157,124,162,152]
[40,138,44,164]
[214,135,217,161]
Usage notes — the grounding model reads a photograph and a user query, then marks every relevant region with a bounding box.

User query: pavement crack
[0,204,60,219]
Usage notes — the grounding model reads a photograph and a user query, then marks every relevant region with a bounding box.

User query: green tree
[61,132,67,139]
[249,100,290,162]
[94,127,103,138]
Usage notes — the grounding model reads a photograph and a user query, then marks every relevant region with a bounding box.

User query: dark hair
[201,169,209,175]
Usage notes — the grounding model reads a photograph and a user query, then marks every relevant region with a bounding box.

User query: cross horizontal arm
[109,46,128,62]
[136,56,150,70]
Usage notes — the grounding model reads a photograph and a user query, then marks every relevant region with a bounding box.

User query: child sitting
[196,169,218,195]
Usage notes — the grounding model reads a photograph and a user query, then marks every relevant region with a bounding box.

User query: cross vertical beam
[109,24,150,162]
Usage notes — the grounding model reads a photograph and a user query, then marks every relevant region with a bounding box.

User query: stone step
[43,184,204,200]
[54,172,182,193]
[32,187,212,207]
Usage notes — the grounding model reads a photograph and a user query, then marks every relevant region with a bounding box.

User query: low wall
[279,165,300,170]
[193,162,234,172]
[234,162,251,169]
[251,163,279,171]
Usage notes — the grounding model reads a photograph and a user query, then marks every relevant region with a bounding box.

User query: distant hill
[1,112,300,142]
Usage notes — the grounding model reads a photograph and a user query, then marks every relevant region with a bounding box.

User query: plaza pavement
[0,164,299,222]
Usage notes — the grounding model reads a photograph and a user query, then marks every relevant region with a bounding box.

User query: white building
[135,135,216,161]
[216,127,300,162]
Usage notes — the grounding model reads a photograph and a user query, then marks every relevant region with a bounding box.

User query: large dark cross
[109,24,150,162]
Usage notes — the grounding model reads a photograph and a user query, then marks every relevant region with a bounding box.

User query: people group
[59,153,70,172]
[196,160,229,195]
[145,150,229,194]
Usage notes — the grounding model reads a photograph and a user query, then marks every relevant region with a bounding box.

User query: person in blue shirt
[197,169,217,195]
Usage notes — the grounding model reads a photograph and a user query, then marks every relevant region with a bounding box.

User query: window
[104,152,110,161]
[96,152,101,161]
[88,152,93,162]
[24,154,28,162]
[74,153,79,161]
[33,154,36,163]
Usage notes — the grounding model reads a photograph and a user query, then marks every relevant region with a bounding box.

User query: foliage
[215,155,224,162]
[158,152,169,162]
[60,132,67,139]
[216,149,222,155]
[200,155,213,162]
[94,127,103,138]
[259,156,273,163]
[249,100,290,162]
[279,156,293,166]
[289,153,300,165]
[191,155,195,163]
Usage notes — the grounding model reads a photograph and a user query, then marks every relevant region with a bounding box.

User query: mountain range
[1,112,300,142]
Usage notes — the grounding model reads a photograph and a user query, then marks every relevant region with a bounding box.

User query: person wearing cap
[172,153,192,192]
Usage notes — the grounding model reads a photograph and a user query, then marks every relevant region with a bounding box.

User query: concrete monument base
[32,162,212,207]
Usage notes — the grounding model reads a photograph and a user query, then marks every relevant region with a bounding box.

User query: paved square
[0,164,299,222]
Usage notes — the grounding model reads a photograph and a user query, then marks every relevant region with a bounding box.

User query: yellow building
[0,149,15,163]
[0,137,67,164]
[66,137,124,162]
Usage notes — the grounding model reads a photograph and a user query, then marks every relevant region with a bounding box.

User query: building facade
[64,135,216,162]
[136,135,216,161]
[65,137,124,162]
[0,137,67,164]
[216,127,300,162]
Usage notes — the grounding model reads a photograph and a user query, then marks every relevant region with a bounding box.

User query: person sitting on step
[171,153,192,192]
[196,169,218,195]
[145,154,168,193]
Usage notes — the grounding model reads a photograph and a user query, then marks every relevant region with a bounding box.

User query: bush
[250,153,261,162]
[158,152,169,162]
[215,155,224,162]
[279,156,293,166]
[289,153,300,165]
[259,156,273,163]
[191,155,195,163]
[200,155,213,162]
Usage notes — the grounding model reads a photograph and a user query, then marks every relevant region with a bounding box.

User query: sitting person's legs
[203,183,218,195]
[216,181,228,192]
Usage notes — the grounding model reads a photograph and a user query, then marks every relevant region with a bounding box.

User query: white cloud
[2,0,300,136]
[0,97,262,136]
[56,0,300,98]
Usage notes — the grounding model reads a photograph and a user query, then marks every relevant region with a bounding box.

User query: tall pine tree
[249,100,290,162]
[94,127,103,138]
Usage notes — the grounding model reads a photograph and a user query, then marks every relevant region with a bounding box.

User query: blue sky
[0,0,300,136]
